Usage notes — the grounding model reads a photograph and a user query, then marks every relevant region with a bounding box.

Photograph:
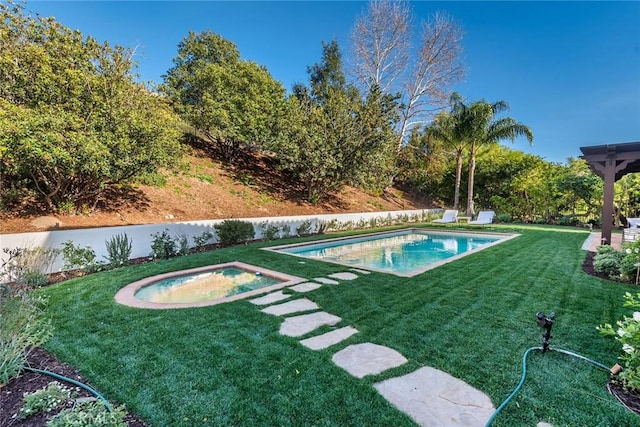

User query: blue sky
[23,1,640,164]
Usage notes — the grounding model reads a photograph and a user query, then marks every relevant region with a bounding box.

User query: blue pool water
[272,230,511,276]
[135,267,280,304]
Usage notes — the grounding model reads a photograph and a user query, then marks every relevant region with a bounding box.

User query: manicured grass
[37,225,639,426]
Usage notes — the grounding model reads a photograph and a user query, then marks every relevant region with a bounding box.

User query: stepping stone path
[289,282,322,293]
[300,326,359,350]
[279,311,341,337]
[313,277,340,285]
[261,298,318,316]
[250,271,496,426]
[374,366,494,427]
[328,272,358,281]
[249,290,291,306]
[332,343,408,378]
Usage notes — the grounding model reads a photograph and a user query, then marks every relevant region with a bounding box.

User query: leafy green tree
[555,158,602,218]
[473,145,555,221]
[0,2,183,212]
[349,84,399,195]
[272,40,397,202]
[396,127,448,200]
[163,30,287,160]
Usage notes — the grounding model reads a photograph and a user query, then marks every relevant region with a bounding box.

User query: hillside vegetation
[0,145,432,234]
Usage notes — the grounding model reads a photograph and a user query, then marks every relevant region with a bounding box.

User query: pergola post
[601,150,616,245]
[580,142,640,247]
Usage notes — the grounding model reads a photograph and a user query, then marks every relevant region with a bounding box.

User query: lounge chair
[433,209,458,223]
[468,210,495,225]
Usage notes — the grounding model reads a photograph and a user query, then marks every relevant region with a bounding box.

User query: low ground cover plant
[19,381,73,419]
[47,401,127,427]
[593,245,624,278]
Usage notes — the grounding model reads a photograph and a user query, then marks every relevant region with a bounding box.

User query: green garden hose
[485,346,611,426]
[23,366,114,412]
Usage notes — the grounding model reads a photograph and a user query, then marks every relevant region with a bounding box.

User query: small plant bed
[0,347,146,426]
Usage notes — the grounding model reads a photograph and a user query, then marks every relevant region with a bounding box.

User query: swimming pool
[267,229,518,277]
[115,262,305,309]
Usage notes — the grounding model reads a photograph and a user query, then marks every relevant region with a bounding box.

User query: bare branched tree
[350,2,465,150]
[398,12,465,150]
[349,0,411,93]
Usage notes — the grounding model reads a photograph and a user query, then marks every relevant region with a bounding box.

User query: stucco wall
[0,209,438,279]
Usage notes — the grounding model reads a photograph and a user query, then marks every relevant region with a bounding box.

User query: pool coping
[114,261,306,309]
[264,228,520,277]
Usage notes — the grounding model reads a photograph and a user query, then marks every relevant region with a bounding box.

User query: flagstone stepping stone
[350,268,370,275]
[300,326,359,350]
[289,282,322,293]
[374,366,495,427]
[328,272,358,281]
[314,277,340,285]
[249,291,291,306]
[261,298,319,316]
[279,312,341,337]
[332,343,407,379]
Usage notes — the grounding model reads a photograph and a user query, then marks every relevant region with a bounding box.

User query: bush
[104,233,132,267]
[496,214,512,223]
[558,215,582,227]
[260,222,280,241]
[0,294,53,386]
[61,241,100,273]
[175,233,190,256]
[296,220,313,236]
[192,230,215,251]
[149,229,177,259]
[619,239,640,280]
[593,246,624,278]
[597,292,640,392]
[1,246,59,288]
[214,220,255,246]
[19,381,72,419]
[47,401,127,427]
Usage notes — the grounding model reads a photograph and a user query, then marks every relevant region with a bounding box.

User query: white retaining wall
[0,209,437,278]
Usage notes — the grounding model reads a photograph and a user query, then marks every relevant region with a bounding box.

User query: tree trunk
[454,151,462,210]
[467,146,477,217]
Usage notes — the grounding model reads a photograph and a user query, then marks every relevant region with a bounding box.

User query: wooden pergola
[580,141,640,245]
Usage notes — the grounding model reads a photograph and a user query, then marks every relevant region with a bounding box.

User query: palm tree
[427,111,466,210]
[451,95,534,216]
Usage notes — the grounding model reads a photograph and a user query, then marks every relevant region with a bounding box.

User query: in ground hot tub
[115,261,304,309]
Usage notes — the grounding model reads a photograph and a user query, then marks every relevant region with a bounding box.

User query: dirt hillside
[1,147,433,234]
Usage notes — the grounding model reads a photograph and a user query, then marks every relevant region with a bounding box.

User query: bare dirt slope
[1,147,433,234]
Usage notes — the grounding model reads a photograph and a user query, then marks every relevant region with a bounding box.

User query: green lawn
[37,225,639,426]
